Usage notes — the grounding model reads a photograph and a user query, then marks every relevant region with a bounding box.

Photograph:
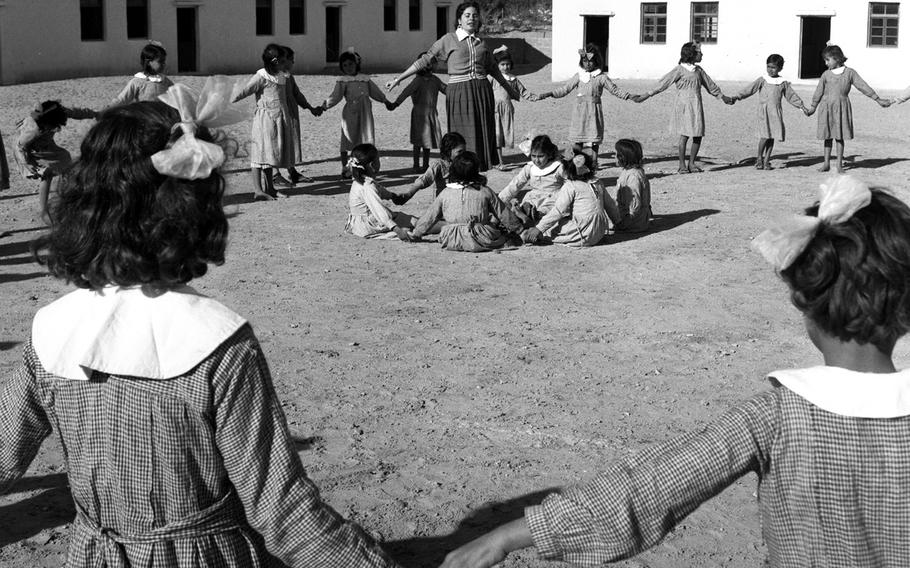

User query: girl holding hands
[387,54,447,173]
[633,41,733,174]
[805,45,890,173]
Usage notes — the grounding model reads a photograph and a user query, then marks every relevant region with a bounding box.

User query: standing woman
[386,1,517,171]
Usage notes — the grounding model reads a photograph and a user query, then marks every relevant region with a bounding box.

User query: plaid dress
[526,368,910,566]
[0,288,398,568]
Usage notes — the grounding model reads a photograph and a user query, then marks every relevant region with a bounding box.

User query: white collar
[134,72,164,83]
[337,73,372,83]
[763,74,786,85]
[578,68,602,83]
[680,63,697,72]
[770,366,910,418]
[501,72,516,81]
[455,27,479,42]
[32,286,247,381]
[257,68,288,85]
[831,66,846,75]
[528,161,561,176]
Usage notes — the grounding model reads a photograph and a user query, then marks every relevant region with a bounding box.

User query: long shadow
[786,154,861,169]
[846,156,910,170]
[0,191,34,202]
[384,488,556,566]
[0,272,47,283]
[0,473,75,547]
[601,208,721,245]
[0,340,22,351]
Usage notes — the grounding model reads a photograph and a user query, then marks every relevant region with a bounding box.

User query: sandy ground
[1,62,910,568]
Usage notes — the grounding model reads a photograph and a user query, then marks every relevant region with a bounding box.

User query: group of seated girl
[343,132,653,251]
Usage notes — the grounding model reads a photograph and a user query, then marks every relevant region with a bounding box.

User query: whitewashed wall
[552,0,907,89]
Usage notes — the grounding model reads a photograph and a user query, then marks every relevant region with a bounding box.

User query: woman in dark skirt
[386,1,518,171]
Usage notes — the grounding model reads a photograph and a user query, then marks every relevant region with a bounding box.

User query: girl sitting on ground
[410,151,523,252]
[442,175,910,568]
[497,134,566,227]
[612,138,652,232]
[391,131,466,205]
[344,143,414,241]
[522,147,617,247]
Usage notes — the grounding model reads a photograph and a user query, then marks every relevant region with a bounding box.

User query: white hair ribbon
[347,156,365,171]
[151,76,249,180]
[493,45,508,55]
[751,175,872,271]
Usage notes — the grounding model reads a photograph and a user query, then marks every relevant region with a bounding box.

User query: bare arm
[322,81,346,110]
[232,74,265,103]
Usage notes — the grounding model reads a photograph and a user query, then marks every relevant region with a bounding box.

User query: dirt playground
[1,63,910,567]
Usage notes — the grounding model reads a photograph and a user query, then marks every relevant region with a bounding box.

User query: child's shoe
[273,173,294,188]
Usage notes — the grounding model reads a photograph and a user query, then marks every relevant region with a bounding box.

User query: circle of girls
[7,33,902,250]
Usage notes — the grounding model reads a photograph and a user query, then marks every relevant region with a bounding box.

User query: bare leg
[677,136,689,173]
[496,148,507,171]
[341,151,350,178]
[37,174,53,222]
[422,148,430,170]
[819,139,832,172]
[755,138,767,169]
[835,139,845,173]
[262,167,284,198]
[412,145,420,171]
[591,143,600,170]
[251,167,273,201]
[688,137,703,172]
[764,140,775,169]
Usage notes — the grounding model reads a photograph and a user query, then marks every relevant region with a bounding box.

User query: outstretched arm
[232,74,265,103]
[850,69,891,107]
[781,82,808,112]
[541,75,580,100]
[322,81,345,110]
[732,77,762,102]
[599,75,632,100]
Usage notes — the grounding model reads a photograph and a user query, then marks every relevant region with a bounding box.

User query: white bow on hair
[151,76,250,180]
[751,175,872,271]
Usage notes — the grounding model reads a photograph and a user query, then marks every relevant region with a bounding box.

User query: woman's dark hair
[615,138,643,169]
[32,102,228,291]
[821,44,847,65]
[530,135,559,162]
[578,43,604,71]
[262,43,283,74]
[140,43,167,75]
[339,51,362,74]
[350,143,379,184]
[766,53,784,68]
[440,131,466,161]
[455,2,481,25]
[781,189,910,353]
[563,149,595,181]
[679,41,700,64]
[448,151,487,187]
[33,100,68,130]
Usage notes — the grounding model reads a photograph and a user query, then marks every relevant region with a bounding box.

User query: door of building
[176,7,197,73]
[583,15,610,72]
[436,5,450,38]
[799,16,831,79]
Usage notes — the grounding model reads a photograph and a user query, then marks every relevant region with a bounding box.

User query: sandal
[677,167,690,174]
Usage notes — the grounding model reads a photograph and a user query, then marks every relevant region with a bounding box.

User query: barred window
[80,0,104,41]
[691,2,718,44]
[289,0,305,35]
[384,0,397,31]
[641,3,667,44]
[256,0,273,36]
[126,0,148,39]
[869,2,899,47]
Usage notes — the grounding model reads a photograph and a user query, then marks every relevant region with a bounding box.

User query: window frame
[384,0,398,32]
[868,2,899,47]
[255,0,274,36]
[80,0,105,42]
[640,2,668,44]
[289,0,306,35]
[690,1,719,44]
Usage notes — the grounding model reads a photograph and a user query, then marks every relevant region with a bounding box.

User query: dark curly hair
[448,151,487,187]
[781,189,910,353]
[32,101,228,291]
[530,134,559,163]
[821,44,847,66]
[140,43,167,75]
[262,43,283,74]
[440,131,466,161]
[578,43,604,71]
[679,41,700,64]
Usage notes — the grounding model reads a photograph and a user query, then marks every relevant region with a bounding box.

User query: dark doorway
[799,16,830,79]
[326,6,341,62]
[176,7,197,73]
[436,5,449,38]
[583,15,610,72]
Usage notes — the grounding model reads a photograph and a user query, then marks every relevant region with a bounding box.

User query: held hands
[630,94,649,103]
[393,226,412,242]
[385,78,400,91]
[308,106,323,117]
[877,98,892,108]
[385,100,398,112]
[389,191,411,206]
[722,95,735,105]
[521,227,542,244]
[803,106,815,117]
[439,518,533,568]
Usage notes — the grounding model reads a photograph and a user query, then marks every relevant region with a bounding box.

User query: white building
[0,0,457,85]
[552,1,905,88]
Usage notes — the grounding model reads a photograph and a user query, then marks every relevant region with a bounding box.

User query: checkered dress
[0,326,398,568]
[526,383,910,566]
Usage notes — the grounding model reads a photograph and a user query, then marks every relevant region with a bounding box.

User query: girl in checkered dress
[0,101,399,568]
[441,175,910,568]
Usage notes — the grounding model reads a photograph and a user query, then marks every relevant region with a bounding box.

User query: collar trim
[769,366,910,418]
[528,161,561,176]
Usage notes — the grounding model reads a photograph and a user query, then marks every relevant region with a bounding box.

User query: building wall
[552,0,907,89]
[0,0,451,85]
